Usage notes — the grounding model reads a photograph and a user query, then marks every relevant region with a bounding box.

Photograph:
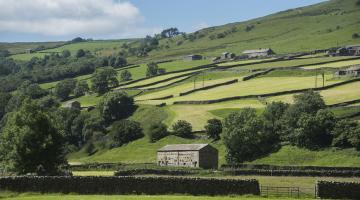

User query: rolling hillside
[5,0,360,62]
[2,0,360,167]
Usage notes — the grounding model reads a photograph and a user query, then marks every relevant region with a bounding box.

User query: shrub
[109,119,143,148]
[223,108,279,164]
[331,119,359,148]
[172,120,193,138]
[353,33,360,39]
[148,123,169,143]
[120,70,132,82]
[293,109,335,150]
[205,118,222,140]
[98,91,135,123]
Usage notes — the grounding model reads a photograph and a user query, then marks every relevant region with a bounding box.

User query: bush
[353,33,360,39]
[293,109,335,150]
[223,108,279,164]
[205,118,222,140]
[120,70,132,82]
[331,119,359,148]
[172,120,193,138]
[148,123,169,143]
[98,91,135,123]
[109,119,143,148]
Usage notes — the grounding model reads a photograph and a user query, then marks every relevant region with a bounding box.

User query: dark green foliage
[146,62,159,77]
[54,78,77,100]
[293,109,335,150]
[0,92,11,120]
[61,50,71,58]
[331,119,359,148]
[0,50,10,57]
[172,120,193,138]
[205,118,222,140]
[73,81,89,97]
[114,56,127,68]
[145,62,165,77]
[110,119,143,148]
[91,68,118,94]
[76,49,86,58]
[161,28,180,38]
[81,115,106,142]
[223,108,279,164]
[262,101,289,140]
[71,37,85,43]
[98,91,135,123]
[0,57,20,77]
[54,107,81,150]
[120,70,132,82]
[245,25,255,32]
[357,0,360,6]
[20,82,48,99]
[0,100,66,175]
[148,123,169,143]
[353,33,360,39]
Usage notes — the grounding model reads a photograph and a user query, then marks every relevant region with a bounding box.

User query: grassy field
[141,74,342,105]
[162,99,264,131]
[0,41,66,54]
[138,76,192,90]
[301,58,360,69]
[10,40,134,61]
[267,81,360,105]
[230,56,357,71]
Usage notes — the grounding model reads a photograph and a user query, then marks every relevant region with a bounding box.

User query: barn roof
[347,65,360,71]
[243,48,271,54]
[158,144,209,152]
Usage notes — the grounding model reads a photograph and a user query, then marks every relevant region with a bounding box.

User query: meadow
[301,58,360,69]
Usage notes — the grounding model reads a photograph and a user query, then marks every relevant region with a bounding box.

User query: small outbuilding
[25,49,33,54]
[242,48,275,58]
[64,100,81,110]
[221,52,236,60]
[335,65,360,77]
[183,54,203,61]
[328,45,360,56]
[157,144,218,169]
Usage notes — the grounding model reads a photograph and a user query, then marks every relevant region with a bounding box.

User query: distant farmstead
[243,48,275,58]
[335,65,360,77]
[328,45,360,56]
[157,144,218,169]
[221,52,236,60]
[184,54,203,61]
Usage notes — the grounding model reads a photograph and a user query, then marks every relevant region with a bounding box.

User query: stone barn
[221,52,236,60]
[243,48,275,58]
[157,144,218,169]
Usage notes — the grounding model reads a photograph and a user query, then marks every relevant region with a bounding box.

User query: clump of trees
[222,90,360,164]
[109,119,143,148]
[120,70,132,82]
[0,100,67,175]
[161,28,180,38]
[98,91,135,124]
[91,68,119,94]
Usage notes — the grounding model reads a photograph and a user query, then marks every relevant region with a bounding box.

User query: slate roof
[243,48,271,54]
[158,144,209,152]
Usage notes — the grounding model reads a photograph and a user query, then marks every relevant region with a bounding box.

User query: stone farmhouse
[157,144,218,169]
[242,48,275,58]
[328,45,360,56]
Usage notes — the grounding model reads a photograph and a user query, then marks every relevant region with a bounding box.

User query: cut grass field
[301,58,360,69]
[229,56,356,71]
[266,81,360,105]
[163,99,264,131]
[142,74,342,105]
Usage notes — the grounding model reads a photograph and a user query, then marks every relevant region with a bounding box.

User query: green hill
[6,0,360,62]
